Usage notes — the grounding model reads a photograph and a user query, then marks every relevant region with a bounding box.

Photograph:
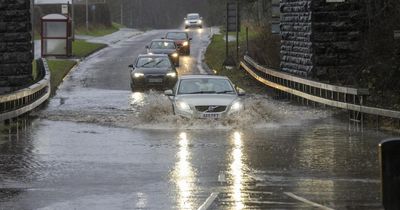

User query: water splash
[39,91,334,130]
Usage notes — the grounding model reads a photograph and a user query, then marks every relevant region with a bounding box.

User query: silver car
[184,13,203,29]
[164,75,245,119]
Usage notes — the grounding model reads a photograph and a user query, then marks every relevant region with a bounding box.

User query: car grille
[195,106,227,113]
[146,75,164,84]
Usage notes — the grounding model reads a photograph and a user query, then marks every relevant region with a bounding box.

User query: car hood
[175,94,238,106]
[133,67,172,74]
[173,40,186,44]
[148,49,176,54]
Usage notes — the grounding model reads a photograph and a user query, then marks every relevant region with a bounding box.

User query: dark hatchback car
[146,39,180,66]
[164,31,192,55]
[129,54,178,91]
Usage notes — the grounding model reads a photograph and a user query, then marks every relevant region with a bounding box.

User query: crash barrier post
[379,139,400,210]
[0,58,51,121]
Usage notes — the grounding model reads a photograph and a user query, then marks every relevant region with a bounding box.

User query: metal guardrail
[240,55,400,129]
[0,58,51,121]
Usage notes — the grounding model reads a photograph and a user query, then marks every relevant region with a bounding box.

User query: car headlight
[183,41,189,46]
[166,72,177,78]
[229,100,243,113]
[134,72,145,78]
[171,52,178,58]
[185,20,189,24]
[176,101,191,112]
[198,20,202,24]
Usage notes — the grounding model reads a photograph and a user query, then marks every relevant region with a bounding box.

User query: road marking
[198,192,219,210]
[197,48,207,74]
[218,171,227,183]
[284,192,334,210]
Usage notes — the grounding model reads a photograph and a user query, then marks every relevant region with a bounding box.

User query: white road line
[197,192,219,210]
[218,171,226,183]
[197,48,207,74]
[284,192,335,210]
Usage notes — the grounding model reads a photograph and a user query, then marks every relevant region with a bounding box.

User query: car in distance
[129,54,178,91]
[184,13,203,29]
[164,75,246,119]
[146,39,180,66]
[164,31,191,55]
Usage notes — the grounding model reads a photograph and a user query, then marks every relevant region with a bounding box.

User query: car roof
[137,54,169,58]
[166,31,188,34]
[179,75,230,80]
[187,13,199,16]
[151,39,175,42]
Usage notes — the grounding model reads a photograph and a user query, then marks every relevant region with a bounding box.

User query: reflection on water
[231,131,245,209]
[130,92,145,107]
[172,132,196,209]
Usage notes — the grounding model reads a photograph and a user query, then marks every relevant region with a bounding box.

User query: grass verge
[75,22,123,37]
[205,33,269,94]
[47,59,77,94]
[72,40,107,58]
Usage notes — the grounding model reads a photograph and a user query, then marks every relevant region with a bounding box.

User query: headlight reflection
[231,131,244,209]
[130,92,145,106]
[173,132,195,209]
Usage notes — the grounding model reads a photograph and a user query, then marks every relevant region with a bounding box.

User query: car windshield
[178,78,235,94]
[136,57,171,68]
[187,14,199,20]
[150,41,176,49]
[166,32,187,40]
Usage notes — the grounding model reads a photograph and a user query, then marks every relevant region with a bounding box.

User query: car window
[136,57,172,68]
[166,32,187,40]
[178,78,235,94]
[187,14,199,20]
[150,41,176,49]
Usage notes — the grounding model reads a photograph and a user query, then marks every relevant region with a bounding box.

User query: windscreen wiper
[216,90,235,94]
[140,60,155,67]
[186,91,216,94]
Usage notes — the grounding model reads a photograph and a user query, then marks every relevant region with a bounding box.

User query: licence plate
[202,113,220,119]
[148,78,163,83]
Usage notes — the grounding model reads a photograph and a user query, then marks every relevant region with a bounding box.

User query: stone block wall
[280,0,363,81]
[280,0,313,77]
[0,0,32,91]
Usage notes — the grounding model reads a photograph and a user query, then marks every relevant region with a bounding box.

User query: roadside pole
[85,0,89,31]
[236,0,239,62]
[71,0,75,40]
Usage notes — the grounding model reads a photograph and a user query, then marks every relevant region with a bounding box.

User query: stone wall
[280,0,363,81]
[280,0,313,77]
[0,0,32,92]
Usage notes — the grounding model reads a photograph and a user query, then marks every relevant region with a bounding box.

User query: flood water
[0,28,394,209]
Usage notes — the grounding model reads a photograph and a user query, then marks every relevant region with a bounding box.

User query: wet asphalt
[0,28,393,210]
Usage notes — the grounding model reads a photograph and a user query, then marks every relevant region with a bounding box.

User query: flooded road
[0,28,392,209]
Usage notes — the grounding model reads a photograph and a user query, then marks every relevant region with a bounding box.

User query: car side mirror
[128,64,134,69]
[164,89,174,96]
[237,88,246,96]
[161,37,165,39]
[145,45,149,49]
[184,17,187,20]
[189,38,192,41]
[200,17,203,20]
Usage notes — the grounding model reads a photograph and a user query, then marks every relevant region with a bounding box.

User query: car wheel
[185,26,188,29]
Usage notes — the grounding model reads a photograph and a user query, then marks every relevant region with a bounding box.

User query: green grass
[75,22,123,37]
[72,40,107,58]
[205,33,268,94]
[47,59,77,93]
